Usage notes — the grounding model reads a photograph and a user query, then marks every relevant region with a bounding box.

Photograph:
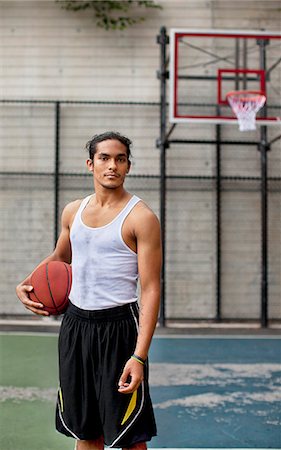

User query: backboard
[169,29,281,125]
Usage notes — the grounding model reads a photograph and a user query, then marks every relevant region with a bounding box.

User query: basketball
[29,261,72,315]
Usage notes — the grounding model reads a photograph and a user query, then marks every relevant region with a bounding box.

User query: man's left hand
[118,358,144,394]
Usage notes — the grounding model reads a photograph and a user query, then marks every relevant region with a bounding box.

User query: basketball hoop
[226,90,266,132]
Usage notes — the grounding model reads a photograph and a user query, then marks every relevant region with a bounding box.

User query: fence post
[257,38,270,328]
[157,27,169,327]
[54,101,60,248]
[216,121,222,322]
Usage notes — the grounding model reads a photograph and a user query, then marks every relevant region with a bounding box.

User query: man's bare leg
[75,437,146,450]
[123,443,147,450]
[76,436,104,450]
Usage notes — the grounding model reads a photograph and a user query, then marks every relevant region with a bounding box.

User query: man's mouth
[105,173,119,178]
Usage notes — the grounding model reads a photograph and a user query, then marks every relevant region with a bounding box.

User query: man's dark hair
[86,131,132,162]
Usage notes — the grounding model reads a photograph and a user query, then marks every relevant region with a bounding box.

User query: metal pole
[260,138,269,328]
[54,101,60,248]
[216,121,222,321]
[257,38,270,327]
[157,27,169,327]
[235,39,240,90]
[243,39,248,90]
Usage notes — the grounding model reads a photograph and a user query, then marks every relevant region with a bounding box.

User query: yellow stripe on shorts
[59,387,64,413]
[121,390,137,425]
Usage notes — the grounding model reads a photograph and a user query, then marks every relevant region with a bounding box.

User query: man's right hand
[15,284,49,316]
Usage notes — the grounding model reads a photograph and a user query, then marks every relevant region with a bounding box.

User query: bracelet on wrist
[131,354,146,365]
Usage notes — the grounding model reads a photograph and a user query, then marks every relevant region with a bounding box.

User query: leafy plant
[57,1,162,30]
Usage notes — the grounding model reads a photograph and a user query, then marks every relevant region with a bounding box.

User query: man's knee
[76,435,104,450]
[123,443,147,450]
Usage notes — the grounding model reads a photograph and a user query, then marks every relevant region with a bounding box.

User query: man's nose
[109,158,117,170]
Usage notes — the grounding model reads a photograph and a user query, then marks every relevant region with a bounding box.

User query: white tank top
[69,194,141,310]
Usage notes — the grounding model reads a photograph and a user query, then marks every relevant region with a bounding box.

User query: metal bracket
[256,38,270,47]
[157,33,169,45]
[156,138,169,149]
[269,133,281,146]
[258,141,271,152]
[156,69,169,80]
[165,123,177,141]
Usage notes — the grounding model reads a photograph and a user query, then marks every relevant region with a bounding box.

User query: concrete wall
[1,0,280,319]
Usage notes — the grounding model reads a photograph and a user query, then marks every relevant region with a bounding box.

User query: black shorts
[56,301,157,447]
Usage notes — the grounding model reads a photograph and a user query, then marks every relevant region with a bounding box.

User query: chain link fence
[1,100,280,323]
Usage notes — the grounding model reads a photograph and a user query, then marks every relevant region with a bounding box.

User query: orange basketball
[29,261,72,315]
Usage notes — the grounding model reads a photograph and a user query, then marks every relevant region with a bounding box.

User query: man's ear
[86,158,94,172]
[126,161,131,173]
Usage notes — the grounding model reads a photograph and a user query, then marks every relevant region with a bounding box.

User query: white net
[226,90,266,132]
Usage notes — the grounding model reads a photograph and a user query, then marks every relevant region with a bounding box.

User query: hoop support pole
[157,26,169,327]
[215,116,222,322]
[257,37,270,328]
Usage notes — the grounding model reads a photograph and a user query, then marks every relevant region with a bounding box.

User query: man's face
[87,139,131,189]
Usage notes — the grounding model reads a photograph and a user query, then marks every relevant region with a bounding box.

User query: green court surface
[0,333,69,450]
[0,332,280,449]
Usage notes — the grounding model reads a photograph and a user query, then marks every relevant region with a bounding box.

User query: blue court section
[148,336,281,448]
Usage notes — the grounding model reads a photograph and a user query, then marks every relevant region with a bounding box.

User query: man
[16,131,162,450]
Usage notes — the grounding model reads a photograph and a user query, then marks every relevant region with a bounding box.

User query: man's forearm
[134,290,160,360]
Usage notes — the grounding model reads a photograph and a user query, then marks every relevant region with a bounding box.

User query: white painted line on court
[155,334,281,339]
[0,331,58,337]
[0,319,60,326]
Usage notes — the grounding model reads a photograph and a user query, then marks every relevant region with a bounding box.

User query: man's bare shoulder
[64,199,83,213]
[61,198,84,225]
[130,200,161,248]
[132,200,160,228]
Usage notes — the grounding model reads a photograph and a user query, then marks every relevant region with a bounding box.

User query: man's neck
[93,185,129,207]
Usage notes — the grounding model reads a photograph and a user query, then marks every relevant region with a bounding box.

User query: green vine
[57,1,162,30]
